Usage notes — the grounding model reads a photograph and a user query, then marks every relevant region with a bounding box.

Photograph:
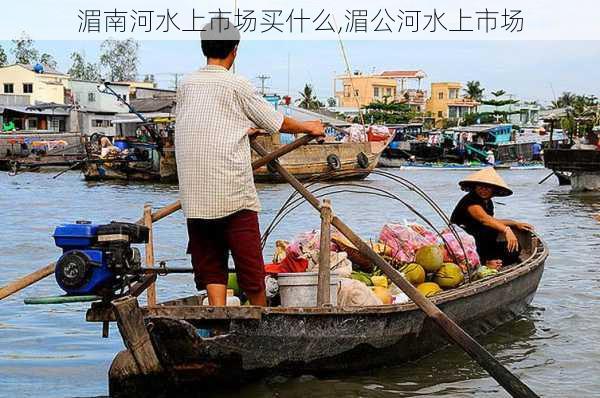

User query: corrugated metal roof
[380,70,427,78]
[0,105,69,116]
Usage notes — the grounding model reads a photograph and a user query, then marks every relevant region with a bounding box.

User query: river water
[0,168,598,397]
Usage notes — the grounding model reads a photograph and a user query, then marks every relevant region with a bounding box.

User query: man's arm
[280,117,324,137]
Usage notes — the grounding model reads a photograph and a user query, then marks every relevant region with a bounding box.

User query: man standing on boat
[175,21,325,306]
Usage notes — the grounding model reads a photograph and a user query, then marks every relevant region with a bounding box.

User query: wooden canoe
[86,232,547,397]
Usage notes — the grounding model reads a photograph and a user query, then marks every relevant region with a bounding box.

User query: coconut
[372,286,392,304]
[415,245,444,272]
[433,263,465,289]
[416,282,443,297]
[399,263,426,285]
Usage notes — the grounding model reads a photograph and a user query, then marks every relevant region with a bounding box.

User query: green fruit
[473,266,498,281]
[227,273,241,296]
[433,263,465,289]
[399,263,426,285]
[351,271,373,286]
[416,282,443,297]
[415,245,444,272]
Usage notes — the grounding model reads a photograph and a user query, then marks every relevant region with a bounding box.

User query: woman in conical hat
[450,168,534,269]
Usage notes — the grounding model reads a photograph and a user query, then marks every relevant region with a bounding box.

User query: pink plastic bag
[440,227,480,270]
[379,223,438,263]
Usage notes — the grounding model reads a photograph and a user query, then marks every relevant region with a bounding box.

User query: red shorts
[186,210,265,293]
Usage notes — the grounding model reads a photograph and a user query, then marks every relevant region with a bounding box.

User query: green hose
[24,295,102,305]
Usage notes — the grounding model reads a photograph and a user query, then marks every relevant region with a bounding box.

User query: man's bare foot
[486,259,503,269]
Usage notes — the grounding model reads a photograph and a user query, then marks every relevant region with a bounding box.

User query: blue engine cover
[53,223,99,250]
[53,223,115,295]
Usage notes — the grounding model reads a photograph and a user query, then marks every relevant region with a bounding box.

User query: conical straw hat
[459,167,513,197]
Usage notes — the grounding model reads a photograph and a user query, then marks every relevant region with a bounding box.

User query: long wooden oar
[0,135,318,302]
[0,263,56,301]
[249,139,538,398]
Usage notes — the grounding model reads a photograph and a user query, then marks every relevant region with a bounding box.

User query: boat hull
[107,236,547,397]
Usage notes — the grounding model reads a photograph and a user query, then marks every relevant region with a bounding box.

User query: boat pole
[0,263,56,301]
[317,199,333,306]
[538,171,555,184]
[249,139,539,398]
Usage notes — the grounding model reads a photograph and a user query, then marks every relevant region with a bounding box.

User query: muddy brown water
[0,168,598,397]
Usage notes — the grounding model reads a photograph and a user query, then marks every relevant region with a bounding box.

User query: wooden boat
[82,134,390,183]
[544,148,600,190]
[252,134,390,182]
[86,231,547,397]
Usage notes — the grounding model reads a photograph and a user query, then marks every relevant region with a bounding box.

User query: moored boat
[87,231,547,397]
[82,133,391,183]
[544,148,600,190]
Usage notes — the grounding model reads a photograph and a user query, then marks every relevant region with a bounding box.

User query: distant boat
[82,133,392,183]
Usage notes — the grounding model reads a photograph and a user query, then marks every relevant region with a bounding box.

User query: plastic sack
[367,125,391,142]
[305,251,353,278]
[337,278,383,306]
[440,227,481,270]
[379,223,439,263]
[343,124,368,143]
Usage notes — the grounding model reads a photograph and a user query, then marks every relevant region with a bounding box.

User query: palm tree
[551,91,577,109]
[464,81,484,101]
[297,84,321,110]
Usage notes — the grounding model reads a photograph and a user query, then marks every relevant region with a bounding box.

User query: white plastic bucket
[277,272,339,307]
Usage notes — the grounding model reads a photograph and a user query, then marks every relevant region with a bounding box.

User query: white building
[66,80,131,136]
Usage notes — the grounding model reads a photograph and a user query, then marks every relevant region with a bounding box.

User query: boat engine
[53,221,149,296]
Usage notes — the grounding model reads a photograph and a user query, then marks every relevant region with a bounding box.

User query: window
[437,111,443,118]
[23,83,33,94]
[438,92,444,100]
[449,107,458,119]
[88,92,96,102]
[448,88,459,99]
[373,87,380,97]
[386,87,392,96]
[4,83,14,93]
[354,89,359,97]
[92,119,112,128]
[343,85,351,97]
[27,118,38,129]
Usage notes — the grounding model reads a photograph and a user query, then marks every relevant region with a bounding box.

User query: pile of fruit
[350,244,468,300]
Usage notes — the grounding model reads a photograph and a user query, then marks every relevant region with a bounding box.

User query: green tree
[39,53,57,69]
[363,98,419,124]
[68,51,101,81]
[297,84,322,110]
[99,38,140,81]
[11,32,39,64]
[327,97,337,107]
[464,80,484,101]
[551,92,577,109]
[0,45,7,67]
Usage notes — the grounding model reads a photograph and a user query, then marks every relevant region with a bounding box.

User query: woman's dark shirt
[450,192,494,234]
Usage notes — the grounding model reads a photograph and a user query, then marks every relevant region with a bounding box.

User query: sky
[1,39,599,105]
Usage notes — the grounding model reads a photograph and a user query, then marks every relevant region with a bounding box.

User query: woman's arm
[497,219,535,231]
[467,205,520,252]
